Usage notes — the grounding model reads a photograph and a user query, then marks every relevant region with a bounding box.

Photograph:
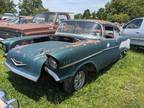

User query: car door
[100,25,120,69]
[121,18,143,38]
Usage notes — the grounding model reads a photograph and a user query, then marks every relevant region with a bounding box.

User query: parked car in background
[6,16,32,24]
[0,12,74,40]
[121,18,144,47]
[5,20,130,93]
[1,13,16,20]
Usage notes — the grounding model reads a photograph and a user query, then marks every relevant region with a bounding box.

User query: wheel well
[37,63,47,81]
[82,63,97,73]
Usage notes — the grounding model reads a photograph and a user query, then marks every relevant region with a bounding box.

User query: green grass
[0,49,144,108]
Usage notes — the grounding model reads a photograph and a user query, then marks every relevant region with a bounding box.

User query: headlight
[48,57,58,69]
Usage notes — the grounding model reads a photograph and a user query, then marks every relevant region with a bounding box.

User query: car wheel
[63,69,87,94]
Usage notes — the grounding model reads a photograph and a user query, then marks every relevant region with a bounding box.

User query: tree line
[0,0,144,22]
[75,0,144,23]
[0,0,48,16]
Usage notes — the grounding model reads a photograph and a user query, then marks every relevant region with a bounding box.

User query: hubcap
[74,71,85,90]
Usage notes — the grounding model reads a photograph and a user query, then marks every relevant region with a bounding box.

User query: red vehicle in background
[0,12,74,40]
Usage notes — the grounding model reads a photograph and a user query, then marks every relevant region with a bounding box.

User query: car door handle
[136,32,140,34]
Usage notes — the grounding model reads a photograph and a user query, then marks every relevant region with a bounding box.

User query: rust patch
[65,40,100,48]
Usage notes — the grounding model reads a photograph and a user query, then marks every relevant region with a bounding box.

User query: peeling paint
[65,40,100,48]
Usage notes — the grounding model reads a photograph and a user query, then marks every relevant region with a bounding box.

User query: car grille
[0,30,19,39]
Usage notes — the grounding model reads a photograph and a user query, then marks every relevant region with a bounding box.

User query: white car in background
[1,13,16,20]
[121,18,144,47]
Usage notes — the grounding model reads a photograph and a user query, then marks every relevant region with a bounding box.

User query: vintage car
[121,18,144,47]
[5,20,130,93]
[0,12,73,40]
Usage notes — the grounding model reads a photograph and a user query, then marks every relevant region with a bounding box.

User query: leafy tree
[74,13,82,19]
[107,13,130,23]
[19,0,48,16]
[92,11,97,19]
[96,8,107,20]
[0,0,16,14]
[101,0,144,22]
[82,9,91,19]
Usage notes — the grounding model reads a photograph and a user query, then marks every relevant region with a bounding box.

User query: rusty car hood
[0,23,55,35]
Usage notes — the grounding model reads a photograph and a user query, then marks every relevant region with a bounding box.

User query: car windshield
[57,21,99,36]
[32,13,55,24]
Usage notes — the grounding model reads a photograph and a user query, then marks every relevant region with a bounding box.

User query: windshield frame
[56,20,103,39]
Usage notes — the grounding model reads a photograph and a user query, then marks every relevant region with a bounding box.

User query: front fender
[31,55,47,81]
[5,54,47,82]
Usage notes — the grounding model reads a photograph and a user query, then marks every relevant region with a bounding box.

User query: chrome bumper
[5,62,38,82]
[45,67,60,81]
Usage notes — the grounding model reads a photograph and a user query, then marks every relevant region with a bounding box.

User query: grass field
[0,49,144,108]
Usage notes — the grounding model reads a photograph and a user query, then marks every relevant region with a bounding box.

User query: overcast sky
[14,0,110,13]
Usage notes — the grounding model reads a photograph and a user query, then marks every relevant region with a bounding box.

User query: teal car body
[5,20,130,92]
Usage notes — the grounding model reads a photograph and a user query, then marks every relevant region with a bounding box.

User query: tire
[63,69,87,94]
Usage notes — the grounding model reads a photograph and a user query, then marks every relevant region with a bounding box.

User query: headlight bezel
[47,56,59,70]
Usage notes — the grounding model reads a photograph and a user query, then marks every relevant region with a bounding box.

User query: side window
[92,24,102,36]
[57,14,68,24]
[124,19,143,29]
[104,26,114,39]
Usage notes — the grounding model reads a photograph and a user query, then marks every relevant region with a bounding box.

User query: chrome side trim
[60,45,119,69]
[45,67,60,81]
[131,38,144,41]
[103,46,119,51]
[5,62,38,82]
[11,58,27,66]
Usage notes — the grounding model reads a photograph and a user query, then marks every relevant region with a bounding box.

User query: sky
[14,0,110,14]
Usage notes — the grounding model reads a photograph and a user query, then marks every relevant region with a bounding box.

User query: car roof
[64,19,118,28]
[36,12,74,15]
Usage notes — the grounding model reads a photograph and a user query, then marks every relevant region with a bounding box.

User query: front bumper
[5,61,38,82]
[44,67,60,81]
[5,61,61,82]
